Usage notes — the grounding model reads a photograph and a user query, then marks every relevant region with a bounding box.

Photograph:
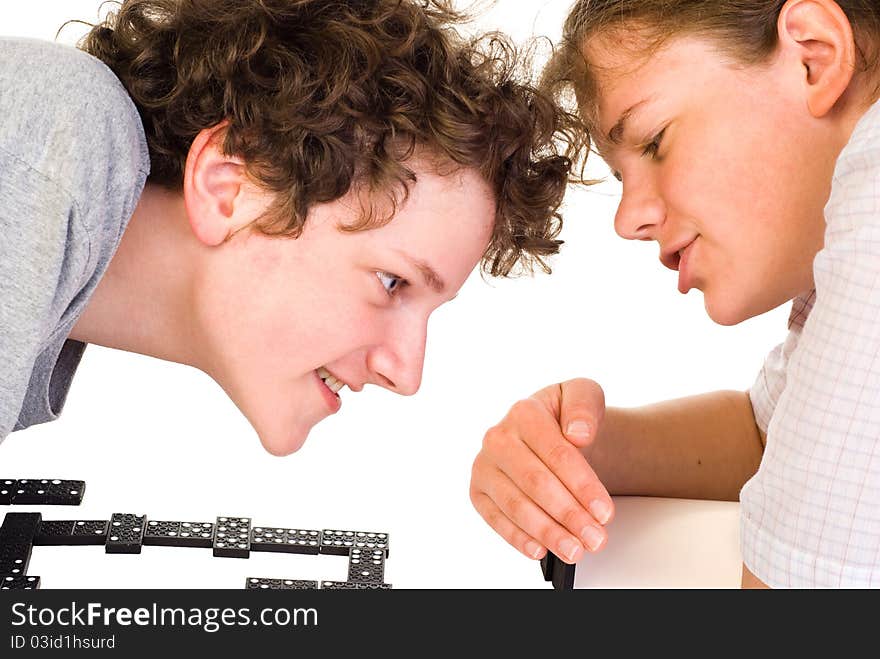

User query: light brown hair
[542,0,880,151]
[75,0,589,276]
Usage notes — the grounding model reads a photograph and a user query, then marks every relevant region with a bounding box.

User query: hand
[470,378,613,564]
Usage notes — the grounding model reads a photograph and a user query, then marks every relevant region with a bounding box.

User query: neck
[69,183,209,372]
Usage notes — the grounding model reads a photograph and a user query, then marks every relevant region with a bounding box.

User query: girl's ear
[183,122,272,246]
[778,0,857,118]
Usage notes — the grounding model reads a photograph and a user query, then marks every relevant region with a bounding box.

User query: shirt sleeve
[0,148,79,442]
[739,155,880,587]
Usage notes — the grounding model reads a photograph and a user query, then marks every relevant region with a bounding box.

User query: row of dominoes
[0,512,391,590]
[0,479,85,506]
[247,547,391,590]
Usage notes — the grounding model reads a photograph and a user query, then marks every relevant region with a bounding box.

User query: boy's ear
[183,122,272,246]
[778,0,857,118]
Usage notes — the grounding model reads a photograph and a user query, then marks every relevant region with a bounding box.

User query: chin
[703,294,752,327]
[257,424,312,457]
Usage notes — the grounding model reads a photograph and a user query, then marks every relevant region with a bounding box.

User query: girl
[470,0,880,588]
[0,1,581,456]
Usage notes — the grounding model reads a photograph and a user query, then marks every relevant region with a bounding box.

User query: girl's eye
[641,127,666,159]
[376,271,406,297]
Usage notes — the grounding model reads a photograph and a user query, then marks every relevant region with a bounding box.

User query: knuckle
[468,479,481,505]
[535,520,559,548]
[470,451,485,476]
[522,467,549,494]
[546,441,572,469]
[481,506,503,529]
[560,506,586,531]
[500,492,523,519]
[482,425,508,453]
[509,398,540,423]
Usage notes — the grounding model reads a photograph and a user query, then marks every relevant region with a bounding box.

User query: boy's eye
[611,170,622,182]
[641,127,666,159]
[376,271,406,296]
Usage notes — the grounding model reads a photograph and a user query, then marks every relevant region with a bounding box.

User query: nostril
[375,373,395,389]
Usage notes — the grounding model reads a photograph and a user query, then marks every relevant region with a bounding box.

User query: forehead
[357,165,495,283]
[582,33,736,148]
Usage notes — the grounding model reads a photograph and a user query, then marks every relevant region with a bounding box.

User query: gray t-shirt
[0,37,150,441]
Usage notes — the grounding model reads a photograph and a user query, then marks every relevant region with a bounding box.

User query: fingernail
[589,499,612,525]
[566,420,591,439]
[559,537,582,563]
[581,525,605,552]
[525,541,544,560]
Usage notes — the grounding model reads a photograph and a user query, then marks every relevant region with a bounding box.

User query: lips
[660,237,696,271]
[314,369,342,414]
[677,240,697,294]
[658,236,698,293]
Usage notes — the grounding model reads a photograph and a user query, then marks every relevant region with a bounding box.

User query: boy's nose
[368,318,427,396]
[614,181,666,241]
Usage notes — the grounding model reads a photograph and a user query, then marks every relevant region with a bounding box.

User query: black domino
[551,554,575,591]
[0,575,40,590]
[5,479,85,505]
[33,521,76,546]
[72,521,110,544]
[540,552,554,581]
[144,521,214,548]
[212,517,251,558]
[0,481,14,505]
[245,578,318,590]
[0,543,32,576]
[34,520,109,546]
[320,581,392,589]
[319,529,359,556]
[105,514,146,554]
[321,529,389,557]
[251,527,321,555]
[351,531,390,558]
[347,547,385,584]
[0,512,42,544]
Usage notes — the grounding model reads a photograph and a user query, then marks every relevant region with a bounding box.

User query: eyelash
[641,127,666,159]
[376,271,408,297]
[610,127,667,182]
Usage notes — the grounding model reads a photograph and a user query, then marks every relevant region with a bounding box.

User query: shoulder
[0,37,149,232]
[0,37,133,112]
[0,37,149,191]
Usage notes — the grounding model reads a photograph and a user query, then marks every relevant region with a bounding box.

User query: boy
[1,0,582,455]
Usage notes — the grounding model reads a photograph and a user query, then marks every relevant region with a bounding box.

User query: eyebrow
[607,99,651,146]
[394,250,446,293]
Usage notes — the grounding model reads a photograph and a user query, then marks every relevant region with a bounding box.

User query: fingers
[532,378,606,449]
[470,397,613,563]
[471,457,606,564]
[505,398,613,526]
[470,488,547,562]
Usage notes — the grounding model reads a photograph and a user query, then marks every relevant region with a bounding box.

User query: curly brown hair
[74,0,588,276]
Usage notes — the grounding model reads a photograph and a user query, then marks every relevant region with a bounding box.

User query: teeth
[316,366,346,394]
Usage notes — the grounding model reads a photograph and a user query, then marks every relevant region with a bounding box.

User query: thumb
[558,378,605,448]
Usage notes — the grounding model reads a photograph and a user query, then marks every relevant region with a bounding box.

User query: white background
[1,1,788,589]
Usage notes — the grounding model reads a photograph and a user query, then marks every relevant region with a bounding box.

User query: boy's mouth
[317,366,346,395]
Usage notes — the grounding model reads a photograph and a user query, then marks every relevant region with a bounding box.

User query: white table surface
[575,496,742,589]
